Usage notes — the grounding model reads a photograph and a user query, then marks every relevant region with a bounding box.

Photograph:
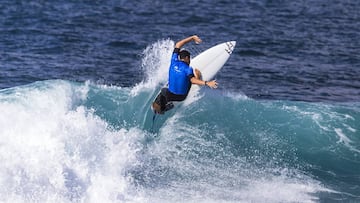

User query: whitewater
[0,40,359,203]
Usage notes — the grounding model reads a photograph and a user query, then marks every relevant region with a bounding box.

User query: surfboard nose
[225,41,236,54]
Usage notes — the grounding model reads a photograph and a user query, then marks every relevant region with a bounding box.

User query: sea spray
[131,39,174,96]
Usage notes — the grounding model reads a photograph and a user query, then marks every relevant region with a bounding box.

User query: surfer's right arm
[175,35,202,48]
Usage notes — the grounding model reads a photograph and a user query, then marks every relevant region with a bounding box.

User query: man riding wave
[152,35,218,114]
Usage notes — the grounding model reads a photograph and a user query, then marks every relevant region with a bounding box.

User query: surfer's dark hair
[179,50,190,59]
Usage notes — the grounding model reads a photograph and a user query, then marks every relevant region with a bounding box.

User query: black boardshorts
[154,88,188,112]
[164,88,187,102]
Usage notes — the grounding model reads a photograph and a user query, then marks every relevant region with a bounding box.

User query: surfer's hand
[193,35,202,44]
[206,80,218,89]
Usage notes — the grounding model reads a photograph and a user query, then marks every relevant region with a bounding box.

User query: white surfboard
[190,41,236,81]
[183,41,236,105]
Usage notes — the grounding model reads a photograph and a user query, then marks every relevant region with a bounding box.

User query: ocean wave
[1,80,359,202]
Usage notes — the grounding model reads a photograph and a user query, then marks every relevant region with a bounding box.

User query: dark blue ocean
[1,1,359,202]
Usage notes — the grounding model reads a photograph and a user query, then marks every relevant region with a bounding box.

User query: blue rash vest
[168,49,194,95]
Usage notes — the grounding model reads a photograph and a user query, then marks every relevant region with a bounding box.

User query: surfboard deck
[151,41,236,115]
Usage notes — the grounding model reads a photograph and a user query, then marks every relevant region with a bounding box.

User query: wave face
[1,40,359,203]
[0,78,359,202]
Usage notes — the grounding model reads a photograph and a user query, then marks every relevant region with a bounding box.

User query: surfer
[152,35,218,114]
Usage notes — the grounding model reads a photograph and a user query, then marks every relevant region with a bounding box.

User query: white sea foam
[130,39,174,96]
[224,90,249,101]
[334,128,360,153]
[137,112,329,203]
[0,81,145,202]
[335,128,352,144]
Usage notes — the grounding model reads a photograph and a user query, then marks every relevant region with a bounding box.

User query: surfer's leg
[154,88,187,114]
[159,88,168,110]
[165,102,174,111]
[152,90,168,114]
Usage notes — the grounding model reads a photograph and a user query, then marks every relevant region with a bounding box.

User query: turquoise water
[1,78,359,202]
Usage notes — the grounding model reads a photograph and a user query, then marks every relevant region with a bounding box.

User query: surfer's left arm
[175,35,202,48]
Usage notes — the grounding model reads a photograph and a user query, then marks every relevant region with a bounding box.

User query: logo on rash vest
[174,65,181,73]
